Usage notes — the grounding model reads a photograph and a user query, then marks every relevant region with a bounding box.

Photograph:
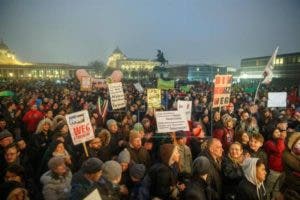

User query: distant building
[106,47,160,79]
[239,52,300,84]
[0,40,95,79]
[167,64,230,82]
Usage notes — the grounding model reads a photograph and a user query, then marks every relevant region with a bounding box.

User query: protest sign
[134,82,144,93]
[147,89,161,108]
[155,110,189,133]
[157,78,175,90]
[268,92,287,107]
[83,188,102,200]
[108,82,126,110]
[66,110,94,145]
[212,75,232,108]
[177,100,192,121]
[80,76,92,91]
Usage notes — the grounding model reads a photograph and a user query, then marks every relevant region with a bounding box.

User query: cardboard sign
[155,110,189,133]
[84,189,102,200]
[108,82,126,110]
[66,110,95,145]
[212,75,232,108]
[177,100,192,121]
[80,76,92,91]
[134,82,144,93]
[147,89,161,108]
[268,92,287,107]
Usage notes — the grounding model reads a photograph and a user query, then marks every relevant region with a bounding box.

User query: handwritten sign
[84,189,102,200]
[177,100,192,121]
[147,89,161,108]
[155,111,189,133]
[80,76,92,91]
[66,110,94,145]
[268,92,287,107]
[108,82,126,110]
[213,75,232,108]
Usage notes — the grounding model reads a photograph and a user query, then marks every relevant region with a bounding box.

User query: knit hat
[0,129,13,140]
[160,143,176,165]
[102,161,122,182]
[106,119,117,128]
[81,158,103,174]
[192,156,210,176]
[130,130,141,142]
[287,132,300,150]
[117,148,131,163]
[133,123,144,132]
[48,156,66,171]
[129,164,146,180]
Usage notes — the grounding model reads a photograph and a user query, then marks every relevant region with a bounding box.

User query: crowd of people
[0,79,299,200]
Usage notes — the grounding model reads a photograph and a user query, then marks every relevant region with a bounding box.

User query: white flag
[262,46,279,84]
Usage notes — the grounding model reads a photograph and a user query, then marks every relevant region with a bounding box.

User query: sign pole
[83,142,89,158]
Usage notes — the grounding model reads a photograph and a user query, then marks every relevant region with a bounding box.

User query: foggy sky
[0,0,300,67]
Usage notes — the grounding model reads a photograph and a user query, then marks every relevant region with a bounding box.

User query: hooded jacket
[237,158,266,200]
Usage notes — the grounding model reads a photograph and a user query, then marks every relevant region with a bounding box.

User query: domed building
[106,47,160,79]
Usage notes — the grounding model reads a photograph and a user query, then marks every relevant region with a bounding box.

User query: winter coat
[184,177,218,200]
[128,146,151,169]
[97,177,121,200]
[236,178,267,200]
[237,158,267,200]
[201,150,223,199]
[247,147,268,170]
[281,150,300,193]
[190,137,206,160]
[148,163,178,200]
[264,138,285,172]
[40,170,72,200]
[70,171,98,200]
[177,144,192,175]
[221,156,244,200]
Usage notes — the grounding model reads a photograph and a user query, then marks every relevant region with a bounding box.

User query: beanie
[102,161,122,182]
[117,148,131,163]
[0,129,13,140]
[129,164,146,180]
[160,143,176,166]
[133,123,144,132]
[48,156,66,171]
[81,158,103,174]
[192,156,210,176]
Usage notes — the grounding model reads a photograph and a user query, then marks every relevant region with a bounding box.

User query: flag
[262,46,279,84]
[97,96,103,116]
[101,100,108,124]
[157,78,174,90]
[0,90,14,97]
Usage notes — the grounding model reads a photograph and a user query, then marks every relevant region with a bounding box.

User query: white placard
[268,92,287,108]
[155,111,189,133]
[84,189,102,200]
[108,82,126,110]
[177,100,192,121]
[66,110,95,145]
[134,83,144,93]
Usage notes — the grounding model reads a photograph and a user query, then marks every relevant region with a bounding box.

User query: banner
[157,78,175,90]
[262,46,279,84]
[134,82,144,93]
[108,82,126,110]
[212,75,232,108]
[268,92,287,107]
[180,85,191,92]
[155,111,189,133]
[177,100,192,121]
[80,76,92,91]
[66,110,95,145]
[147,89,161,108]
[0,90,14,97]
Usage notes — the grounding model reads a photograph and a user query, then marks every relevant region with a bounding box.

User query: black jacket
[236,178,266,200]
[184,177,218,200]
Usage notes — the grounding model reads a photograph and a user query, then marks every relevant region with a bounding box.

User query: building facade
[239,52,300,84]
[106,47,160,79]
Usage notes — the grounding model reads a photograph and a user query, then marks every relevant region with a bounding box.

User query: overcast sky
[0,0,300,67]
